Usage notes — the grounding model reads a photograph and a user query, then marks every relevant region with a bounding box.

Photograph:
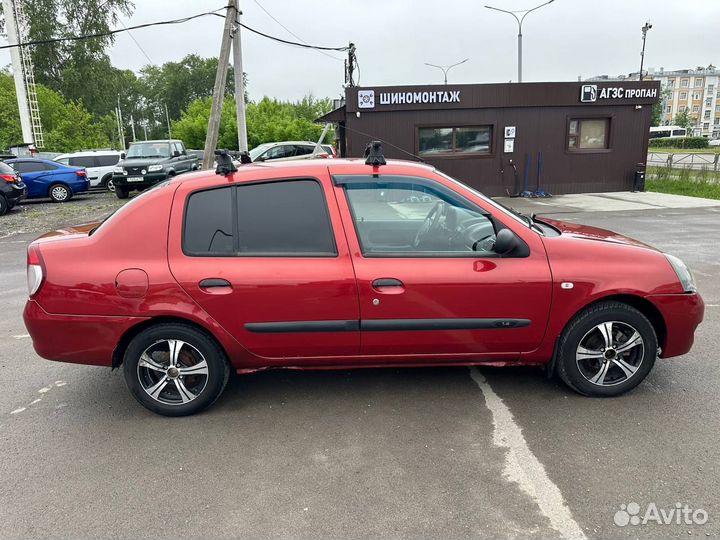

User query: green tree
[172,95,333,151]
[673,109,693,130]
[651,86,672,127]
[0,71,109,152]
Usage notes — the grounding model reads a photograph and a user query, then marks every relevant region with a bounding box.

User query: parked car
[54,150,123,192]
[4,158,88,202]
[322,144,337,158]
[708,139,720,147]
[0,160,27,215]
[248,141,328,162]
[112,139,198,199]
[23,154,703,416]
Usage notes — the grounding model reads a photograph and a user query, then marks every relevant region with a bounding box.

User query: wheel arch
[111,315,230,369]
[547,293,667,378]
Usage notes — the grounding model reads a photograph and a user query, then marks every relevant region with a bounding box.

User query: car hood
[537,217,658,251]
[118,157,171,167]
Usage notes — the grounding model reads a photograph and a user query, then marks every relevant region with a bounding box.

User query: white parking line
[470,368,586,540]
[13,334,30,339]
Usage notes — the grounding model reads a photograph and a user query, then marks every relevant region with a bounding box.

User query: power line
[251,0,343,61]
[118,19,154,65]
[0,6,231,50]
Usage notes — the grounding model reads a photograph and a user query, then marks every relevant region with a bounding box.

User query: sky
[3,0,720,102]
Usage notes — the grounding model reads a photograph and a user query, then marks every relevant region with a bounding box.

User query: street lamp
[639,21,652,81]
[484,0,554,83]
[424,58,470,85]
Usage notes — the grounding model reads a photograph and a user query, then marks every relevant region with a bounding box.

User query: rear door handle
[372,278,405,294]
[199,278,231,288]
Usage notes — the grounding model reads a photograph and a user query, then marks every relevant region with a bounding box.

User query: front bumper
[23,299,148,367]
[647,292,704,358]
[112,172,167,189]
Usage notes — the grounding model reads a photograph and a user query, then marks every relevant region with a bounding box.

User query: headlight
[113,167,125,174]
[665,254,696,292]
[147,165,163,172]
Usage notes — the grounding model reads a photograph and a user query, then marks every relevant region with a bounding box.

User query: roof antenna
[364,140,386,166]
[214,149,237,176]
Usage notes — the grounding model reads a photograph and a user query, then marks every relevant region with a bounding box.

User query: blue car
[5,158,89,202]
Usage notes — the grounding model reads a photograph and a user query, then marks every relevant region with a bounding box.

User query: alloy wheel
[575,321,645,387]
[51,185,69,202]
[137,339,209,405]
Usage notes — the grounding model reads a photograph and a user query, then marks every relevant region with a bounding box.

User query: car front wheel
[123,323,230,416]
[556,301,657,397]
[115,186,129,199]
[49,183,72,203]
[104,176,115,192]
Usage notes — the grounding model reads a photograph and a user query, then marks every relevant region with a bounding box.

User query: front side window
[263,145,293,160]
[418,126,492,156]
[183,179,336,257]
[568,118,610,150]
[12,161,46,173]
[340,175,497,256]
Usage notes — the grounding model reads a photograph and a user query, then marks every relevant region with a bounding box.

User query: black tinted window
[237,180,335,255]
[0,162,15,174]
[294,145,314,156]
[13,161,46,173]
[96,155,119,167]
[183,187,234,255]
[69,156,96,167]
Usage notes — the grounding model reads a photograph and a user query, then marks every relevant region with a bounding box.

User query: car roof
[176,158,435,190]
[5,157,56,164]
[129,139,183,144]
[55,150,120,158]
[258,141,319,147]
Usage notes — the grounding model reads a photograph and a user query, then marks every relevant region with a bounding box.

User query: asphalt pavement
[1,196,719,539]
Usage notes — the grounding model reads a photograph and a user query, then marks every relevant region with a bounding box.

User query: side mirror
[120,152,126,159]
[494,228,518,255]
[172,150,181,157]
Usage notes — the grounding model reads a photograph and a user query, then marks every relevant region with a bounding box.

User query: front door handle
[199,278,231,288]
[372,278,404,288]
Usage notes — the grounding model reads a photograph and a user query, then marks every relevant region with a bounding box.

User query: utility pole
[485,0,554,83]
[203,0,237,169]
[116,97,125,150]
[2,0,33,144]
[164,103,172,138]
[130,115,137,142]
[232,5,248,153]
[639,22,652,81]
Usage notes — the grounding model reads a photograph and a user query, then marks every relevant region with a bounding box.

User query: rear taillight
[76,170,87,177]
[0,174,16,183]
[27,244,45,297]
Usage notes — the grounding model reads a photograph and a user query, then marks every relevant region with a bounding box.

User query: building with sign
[589,66,720,138]
[318,81,660,196]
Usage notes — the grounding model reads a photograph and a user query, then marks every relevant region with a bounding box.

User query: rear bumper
[3,183,27,204]
[648,292,704,358]
[23,299,148,366]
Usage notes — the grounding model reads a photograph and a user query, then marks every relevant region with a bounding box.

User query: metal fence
[647,152,720,171]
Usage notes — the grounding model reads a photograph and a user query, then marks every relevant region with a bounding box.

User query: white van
[54,150,123,191]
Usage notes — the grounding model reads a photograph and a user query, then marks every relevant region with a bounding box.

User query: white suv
[54,150,123,192]
[248,141,328,163]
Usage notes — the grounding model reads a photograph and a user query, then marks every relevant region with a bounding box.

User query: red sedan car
[24,153,704,416]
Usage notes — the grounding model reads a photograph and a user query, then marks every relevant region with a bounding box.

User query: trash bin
[633,167,646,192]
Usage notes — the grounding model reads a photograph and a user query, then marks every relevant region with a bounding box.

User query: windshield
[249,143,272,161]
[126,142,172,159]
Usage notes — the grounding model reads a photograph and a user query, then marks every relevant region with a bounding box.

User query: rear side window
[183,187,234,255]
[0,161,15,174]
[183,179,336,257]
[96,154,120,167]
[69,156,97,167]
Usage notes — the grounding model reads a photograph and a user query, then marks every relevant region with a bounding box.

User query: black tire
[49,183,72,203]
[103,175,115,192]
[115,186,129,199]
[0,194,7,216]
[556,301,657,397]
[123,323,230,417]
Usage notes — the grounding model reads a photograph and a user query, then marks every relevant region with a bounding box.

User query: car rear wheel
[49,183,72,203]
[123,323,230,416]
[115,186,129,199]
[0,194,7,216]
[556,301,657,397]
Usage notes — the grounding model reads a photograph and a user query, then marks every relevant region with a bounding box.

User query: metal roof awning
[316,105,346,124]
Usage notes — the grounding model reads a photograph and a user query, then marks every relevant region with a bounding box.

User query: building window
[709,85,715,93]
[693,92,701,100]
[715,118,720,125]
[668,79,675,87]
[695,78,703,87]
[568,118,610,151]
[680,92,688,100]
[706,98,713,106]
[418,126,492,156]
[703,123,710,130]
[704,110,711,119]
[681,79,689,87]
[692,105,700,113]
[716,105,720,112]
[665,105,672,113]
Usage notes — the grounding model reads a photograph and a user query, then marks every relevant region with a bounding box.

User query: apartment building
[589,66,720,138]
